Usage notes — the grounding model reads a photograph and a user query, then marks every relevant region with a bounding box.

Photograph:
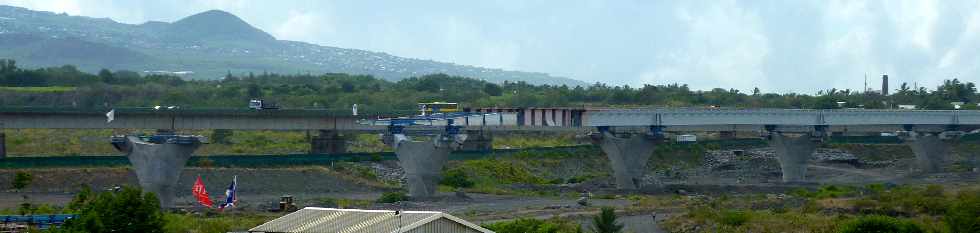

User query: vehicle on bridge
[248,99,280,110]
[418,102,459,116]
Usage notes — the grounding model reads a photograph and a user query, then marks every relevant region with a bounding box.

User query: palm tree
[591,207,624,233]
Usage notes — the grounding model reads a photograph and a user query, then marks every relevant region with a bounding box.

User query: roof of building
[248,207,494,233]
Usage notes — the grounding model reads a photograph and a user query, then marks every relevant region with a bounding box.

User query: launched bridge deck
[1,107,979,133]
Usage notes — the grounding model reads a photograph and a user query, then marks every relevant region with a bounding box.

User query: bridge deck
[2,107,979,133]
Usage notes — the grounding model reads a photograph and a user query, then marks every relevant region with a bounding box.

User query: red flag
[192,176,213,208]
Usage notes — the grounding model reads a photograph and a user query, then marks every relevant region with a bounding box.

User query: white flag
[106,109,115,123]
[352,104,358,116]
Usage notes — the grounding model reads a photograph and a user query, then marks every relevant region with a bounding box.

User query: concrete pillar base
[719,131,737,140]
[0,132,6,159]
[770,133,817,183]
[594,132,659,189]
[392,134,466,198]
[311,130,347,154]
[459,130,492,152]
[119,136,201,209]
[904,133,952,173]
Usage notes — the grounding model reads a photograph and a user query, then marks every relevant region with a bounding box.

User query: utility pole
[864,73,868,94]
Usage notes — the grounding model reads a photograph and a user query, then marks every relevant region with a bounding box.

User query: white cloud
[2,0,980,92]
[641,0,769,91]
[0,0,82,15]
[884,0,938,51]
[274,10,330,43]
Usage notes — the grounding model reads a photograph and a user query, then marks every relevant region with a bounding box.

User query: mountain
[0,6,585,86]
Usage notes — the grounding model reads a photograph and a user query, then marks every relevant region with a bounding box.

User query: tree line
[1,59,977,111]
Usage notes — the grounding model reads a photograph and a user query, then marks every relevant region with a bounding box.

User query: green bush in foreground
[945,192,980,233]
[12,171,32,190]
[590,207,623,233]
[54,186,165,233]
[482,218,582,233]
[718,210,749,227]
[440,169,475,189]
[838,215,923,233]
[376,191,409,203]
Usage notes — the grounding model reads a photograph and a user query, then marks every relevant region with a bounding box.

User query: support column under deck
[459,130,492,152]
[311,130,347,154]
[392,134,466,198]
[769,133,817,183]
[0,132,6,159]
[905,133,952,173]
[117,136,200,209]
[594,132,659,190]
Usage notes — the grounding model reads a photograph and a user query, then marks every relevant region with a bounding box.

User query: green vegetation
[791,185,858,199]
[3,59,979,110]
[838,215,924,233]
[11,171,32,190]
[444,158,551,195]
[649,143,712,170]
[482,217,582,233]
[312,197,373,209]
[376,191,409,203]
[493,133,578,149]
[163,213,274,233]
[945,191,980,233]
[662,184,980,233]
[717,210,750,227]
[1,129,377,156]
[439,169,475,189]
[590,207,624,233]
[825,144,914,162]
[29,185,278,233]
[55,186,165,233]
[2,129,589,156]
[0,86,76,93]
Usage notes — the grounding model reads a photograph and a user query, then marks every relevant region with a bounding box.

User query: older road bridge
[2,107,980,205]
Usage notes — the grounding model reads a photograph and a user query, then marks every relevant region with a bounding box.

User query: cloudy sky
[2,0,979,93]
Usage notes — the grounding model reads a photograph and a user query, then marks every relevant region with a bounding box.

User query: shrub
[57,186,165,233]
[591,207,623,233]
[945,192,980,233]
[718,210,750,227]
[376,191,408,203]
[838,215,924,233]
[440,169,475,189]
[211,129,234,144]
[12,171,32,190]
[482,218,582,233]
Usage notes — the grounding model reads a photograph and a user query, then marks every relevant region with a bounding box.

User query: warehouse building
[248,207,494,233]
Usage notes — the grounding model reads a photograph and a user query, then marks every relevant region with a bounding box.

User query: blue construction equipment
[0,214,78,230]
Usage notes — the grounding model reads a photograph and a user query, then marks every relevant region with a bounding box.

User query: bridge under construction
[2,107,979,207]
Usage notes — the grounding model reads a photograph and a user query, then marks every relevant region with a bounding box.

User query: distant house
[898,105,917,110]
[248,208,494,233]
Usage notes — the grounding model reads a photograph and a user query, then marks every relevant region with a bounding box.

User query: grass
[492,133,579,149]
[824,144,914,162]
[1,129,390,156]
[163,213,277,233]
[312,197,373,208]
[0,86,77,93]
[661,183,980,233]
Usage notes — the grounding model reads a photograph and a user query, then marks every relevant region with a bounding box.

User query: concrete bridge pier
[115,136,201,209]
[904,132,954,173]
[310,130,347,154]
[592,130,661,189]
[769,133,818,183]
[459,130,492,152]
[390,133,467,198]
[0,132,6,159]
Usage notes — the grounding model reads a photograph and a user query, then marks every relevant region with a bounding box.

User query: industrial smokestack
[881,74,889,95]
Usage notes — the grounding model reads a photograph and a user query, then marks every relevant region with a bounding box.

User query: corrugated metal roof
[248,208,494,233]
